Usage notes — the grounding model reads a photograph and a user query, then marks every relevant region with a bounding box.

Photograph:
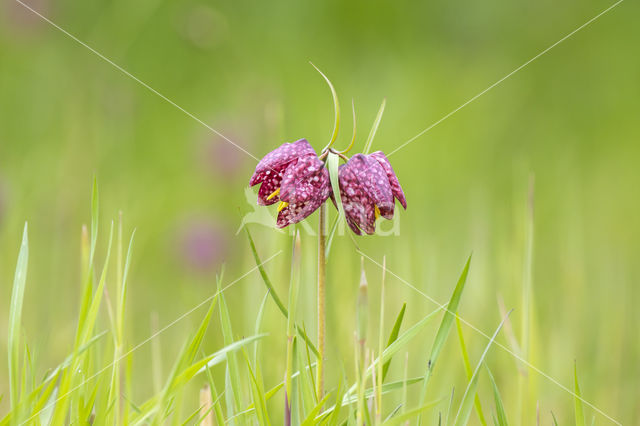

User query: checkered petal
[279,155,331,204]
[249,139,317,206]
[276,196,326,228]
[337,152,407,235]
[370,151,407,209]
[350,154,395,219]
[338,159,377,235]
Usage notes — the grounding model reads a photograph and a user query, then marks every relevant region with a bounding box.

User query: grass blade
[574,362,586,426]
[455,317,487,425]
[217,274,243,418]
[363,99,386,154]
[310,62,340,151]
[382,303,406,381]
[485,366,508,426]
[253,291,270,365]
[382,398,442,426]
[418,254,472,420]
[244,226,318,356]
[8,222,29,411]
[344,306,441,400]
[453,310,512,426]
[242,349,270,426]
[301,391,333,425]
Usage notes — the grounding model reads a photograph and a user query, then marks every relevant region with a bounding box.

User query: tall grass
[1,183,599,424]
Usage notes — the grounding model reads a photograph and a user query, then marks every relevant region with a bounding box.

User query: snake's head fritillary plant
[337,151,407,235]
[247,65,411,424]
[249,65,406,236]
[249,138,331,228]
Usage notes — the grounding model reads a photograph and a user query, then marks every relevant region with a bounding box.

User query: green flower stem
[316,202,327,400]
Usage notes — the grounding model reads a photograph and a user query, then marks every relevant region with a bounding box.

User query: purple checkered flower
[250,139,331,228]
[337,151,406,235]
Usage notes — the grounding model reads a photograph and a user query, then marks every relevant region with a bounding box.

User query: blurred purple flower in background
[201,126,251,180]
[176,216,229,273]
[4,0,49,33]
[177,4,229,50]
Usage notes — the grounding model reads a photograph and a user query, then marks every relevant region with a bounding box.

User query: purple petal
[276,196,325,228]
[350,154,395,219]
[338,161,377,235]
[256,163,287,205]
[370,151,407,209]
[280,155,330,204]
[249,139,316,186]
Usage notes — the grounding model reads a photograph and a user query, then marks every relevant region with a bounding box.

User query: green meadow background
[1,0,638,423]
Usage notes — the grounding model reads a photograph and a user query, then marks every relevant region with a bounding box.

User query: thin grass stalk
[376,257,386,424]
[356,260,369,424]
[8,223,28,416]
[285,231,302,422]
[402,353,409,416]
[455,317,487,425]
[316,203,327,400]
[371,349,379,425]
[111,212,124,424]
[518,175,535,423]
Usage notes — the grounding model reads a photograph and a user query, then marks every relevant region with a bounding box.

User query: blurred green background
[1,0,638,423]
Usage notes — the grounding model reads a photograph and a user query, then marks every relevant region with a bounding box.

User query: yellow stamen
[266,188,280,200]
[374,205,381,219]
[278,201,289,212]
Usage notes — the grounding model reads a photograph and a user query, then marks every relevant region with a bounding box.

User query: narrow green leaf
[286,232,302,400]
[79,221,114,345]
[325,152,346,260]
[321,378,424,419]
[295,336,315,421]
[187,334,266,378]
[383,404,403,422]
[328,375,345,425]
[118,229,136,341]
[218,275,243,416]
[244,226,318,356]
[181,403,204,426]
[419,255,472,413]
[382,398,443,426]
[363,99,386,155]
[301,322,317,401]
[253,291,270,365]
[485,366,508,426]
[244,226,286,312]
[152,295,218,422]
[453,311,511,426]
[456,317,487,426]
[203,367,225,426]
[382,303,407,381]
[8,222,29,410]
[344,378,423,406]
[38,384,58,426]
[301,391,333,426]
[324,212,341,260]
[327,151,345,220]
[344,306,441,399]
[242,349,270,426]
[310,62,340,151]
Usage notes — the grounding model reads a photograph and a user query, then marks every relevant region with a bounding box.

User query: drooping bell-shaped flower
[337,151,406,235]
[249,139,331,228]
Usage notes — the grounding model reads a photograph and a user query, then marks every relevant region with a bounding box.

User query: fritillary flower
[337,151,406,235]
[249,139,331,228]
